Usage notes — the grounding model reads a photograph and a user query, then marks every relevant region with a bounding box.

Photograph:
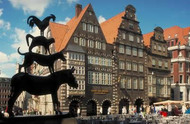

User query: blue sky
[0,0,189,77]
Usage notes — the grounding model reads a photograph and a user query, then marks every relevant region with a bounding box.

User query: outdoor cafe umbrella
[153,100,183,105]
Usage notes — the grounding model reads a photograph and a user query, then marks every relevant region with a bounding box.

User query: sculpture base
[0,114,77,124]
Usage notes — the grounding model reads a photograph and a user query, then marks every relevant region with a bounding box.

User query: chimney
[75,4,82,17]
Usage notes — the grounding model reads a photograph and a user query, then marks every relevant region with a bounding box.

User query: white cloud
[9,0,52,17]
[57,17,71,24]
[0,8,3,16]
[0,71,9,78]
[0,63,17,77]
[11,28,28,52]
[0,51,9,63]
[66,0,79,4]
[0,19,11,30]
[98,15,106,23]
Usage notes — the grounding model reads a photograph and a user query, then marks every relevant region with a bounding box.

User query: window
[95,41,101,49]
[129,23,134,30]
[79,38,86,46]
[163,46,166,52]
[187,76,190,84]
[129,34,134,41]
[119,61,125,69]
[88,40,94,48]
[139,78,144,89]
[132,48,137,56]
[122,33,126,39]
[179,63,183,72]
[159,60,162,67]
[120,77,125,88]
[82,23,86,31]
[102,43,106,50]
[95,26,98,33]
[74,37,78,43]
[152,58,156,66]
[133,78,138,89]
[165,61,168,68]
[126,61,131,70]
[171,63,173,72]
[132,63,137,71]
[119,45,124,53]
[89,11,92,15]
[148,86,152,93]
[138,49,143,57]
[139,64,143,72]
[179,75,183,83]
[137,37,140,43]
[158,45,161,51]
[186,63,190,72]
[171,76,174,84]
[127,77,131,89]
[154,44,157,50]
[88,24,94,32]
[126,46,131,55]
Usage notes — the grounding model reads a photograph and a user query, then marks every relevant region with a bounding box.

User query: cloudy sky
[0,0,190,77]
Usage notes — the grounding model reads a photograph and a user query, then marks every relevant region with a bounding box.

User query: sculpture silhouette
[26,34,55,54]
[7,67,78,117]
[17,47,66,73]
[27,14,56,36]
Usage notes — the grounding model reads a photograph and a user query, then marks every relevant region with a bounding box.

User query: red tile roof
[49,4,91,52]
[143,26,190,47]
[100,11,125,44]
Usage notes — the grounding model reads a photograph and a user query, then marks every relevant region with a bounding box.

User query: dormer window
[137,37,140,43]
[129,23,134,30]
[89,11,92,15]
[122,33,126,39]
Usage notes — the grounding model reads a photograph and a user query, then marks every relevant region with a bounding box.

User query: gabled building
[0,77,11,112]
[143,27,171,104]
[101,5,148,113]
[49,4,113,116]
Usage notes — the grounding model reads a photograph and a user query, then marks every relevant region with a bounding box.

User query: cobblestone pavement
[76,114,190,124]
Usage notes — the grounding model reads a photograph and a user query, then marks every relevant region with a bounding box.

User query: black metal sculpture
[17,47,66,73]
[26,34,55,54]
[6,14,78,118]
[7,67,78,117]
[27,14,56,36]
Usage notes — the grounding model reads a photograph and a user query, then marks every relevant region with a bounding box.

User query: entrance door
[102,100,111,115]
[69,100,79,116]
[135,98,143,113]
[87,100,97,116]
[119,99,129,114]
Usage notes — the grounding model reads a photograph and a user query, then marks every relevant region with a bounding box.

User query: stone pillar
[81,106,87,116]
[183,86,187,101]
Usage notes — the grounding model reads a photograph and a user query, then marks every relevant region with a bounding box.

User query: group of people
[153,103,190,117]
[120,103,190,118]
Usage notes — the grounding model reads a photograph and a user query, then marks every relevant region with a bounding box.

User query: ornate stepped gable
[143,26,190,47]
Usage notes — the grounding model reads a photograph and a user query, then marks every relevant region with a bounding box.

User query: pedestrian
[182,104,186,115]
[167,103,172,116]
[122,106,127,115]
[77,107,80,117]
[107,107,111,115]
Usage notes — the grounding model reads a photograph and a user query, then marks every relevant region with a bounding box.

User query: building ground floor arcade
[61,96,146,116]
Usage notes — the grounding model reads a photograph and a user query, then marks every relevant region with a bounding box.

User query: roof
[100,11,125,44]
[143,26,190,47]
[65,43,85,53]
[49,4,91,52]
